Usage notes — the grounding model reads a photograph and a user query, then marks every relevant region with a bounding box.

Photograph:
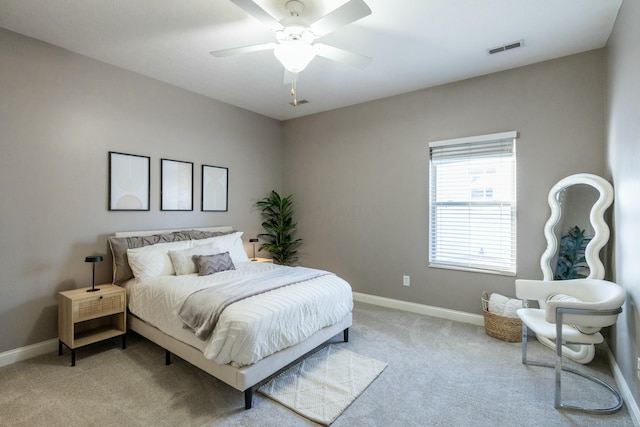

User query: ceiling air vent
[289,99,309,106]
[488,40,524,55]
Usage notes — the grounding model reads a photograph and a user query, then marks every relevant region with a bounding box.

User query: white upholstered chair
[515,278,625,414]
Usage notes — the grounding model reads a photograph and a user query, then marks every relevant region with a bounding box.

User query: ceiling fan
[211,0,372,105]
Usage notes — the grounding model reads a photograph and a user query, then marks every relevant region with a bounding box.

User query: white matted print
[202,165,228,212]
[161,159,193,211]
[109,151,150,211]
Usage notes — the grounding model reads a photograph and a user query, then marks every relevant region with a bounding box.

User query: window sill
[428,263,516,277]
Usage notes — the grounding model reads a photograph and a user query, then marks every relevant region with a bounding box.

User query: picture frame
[108,151,150,211]
[161,158,194,211]
[202,165,228,212]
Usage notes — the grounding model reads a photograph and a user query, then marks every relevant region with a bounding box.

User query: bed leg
[343,328,349,342]
[244,388,253,410]
[165,350,171,366]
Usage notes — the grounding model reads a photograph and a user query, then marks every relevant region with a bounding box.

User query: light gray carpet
[0,302,634,426]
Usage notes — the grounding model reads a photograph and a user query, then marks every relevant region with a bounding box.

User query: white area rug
[258,345,387,425]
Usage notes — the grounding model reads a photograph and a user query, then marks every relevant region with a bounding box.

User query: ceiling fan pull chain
[291,77,298,106]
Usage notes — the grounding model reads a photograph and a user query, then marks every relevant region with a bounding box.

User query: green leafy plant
[554,225,592,280]
[256,190,302,265]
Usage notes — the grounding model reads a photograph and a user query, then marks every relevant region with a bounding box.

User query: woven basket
[481,291,522,342]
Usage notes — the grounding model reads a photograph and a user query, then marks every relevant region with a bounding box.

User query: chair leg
[524,345,623,414]
[556,363,624,414]
[554,312,623,414]
[521,322,528,364]
[521,312,623,414]
[555,322,563,410]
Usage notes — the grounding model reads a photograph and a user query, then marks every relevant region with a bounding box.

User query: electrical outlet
[403,275,410,287]
[637,357,640,380]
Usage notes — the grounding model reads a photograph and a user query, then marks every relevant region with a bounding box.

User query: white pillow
[193,231,250,264]
[127,240,192,280]
[168,244,225,275]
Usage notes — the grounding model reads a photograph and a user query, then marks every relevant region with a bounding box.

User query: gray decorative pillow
[168,244,224,275]
[193,252,236,276]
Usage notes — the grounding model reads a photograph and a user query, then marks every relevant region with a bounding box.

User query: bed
[108,226,353,409]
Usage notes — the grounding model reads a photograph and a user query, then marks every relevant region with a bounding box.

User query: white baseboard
[352,292,485,326]
[0,338,58,368]
[606,346,640,427]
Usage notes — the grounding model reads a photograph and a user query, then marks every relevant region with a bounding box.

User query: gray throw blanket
[178,267,332,340]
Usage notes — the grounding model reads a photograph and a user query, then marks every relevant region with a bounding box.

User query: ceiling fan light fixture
[216,0,373,107]
[273,41,316,74]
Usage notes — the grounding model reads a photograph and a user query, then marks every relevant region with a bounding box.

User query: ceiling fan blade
[210,42,277,57]
[230,0,283,30]
[309,0,372,37]
[314,43,372,68]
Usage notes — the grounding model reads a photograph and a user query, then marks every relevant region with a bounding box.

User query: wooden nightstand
[251,257,274,263]
[58,284,126,366]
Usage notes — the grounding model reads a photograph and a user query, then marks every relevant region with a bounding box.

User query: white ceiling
[0,0,622,121]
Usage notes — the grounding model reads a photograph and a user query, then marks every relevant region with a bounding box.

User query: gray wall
[283,50,606,315]
[1,19,625,386]
[0,29,284,353]
[606,0,640,407]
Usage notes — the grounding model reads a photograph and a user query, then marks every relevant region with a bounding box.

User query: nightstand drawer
[76,294,124,321]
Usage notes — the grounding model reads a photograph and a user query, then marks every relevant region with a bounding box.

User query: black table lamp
[249,238,259,261]
[85,255,103,292]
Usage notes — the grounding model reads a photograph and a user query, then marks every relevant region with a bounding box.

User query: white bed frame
[113,226,352,409]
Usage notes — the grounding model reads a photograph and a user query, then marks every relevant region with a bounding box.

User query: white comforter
[124,262,353,367]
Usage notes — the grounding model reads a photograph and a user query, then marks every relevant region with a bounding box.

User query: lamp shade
[274,41,316,74]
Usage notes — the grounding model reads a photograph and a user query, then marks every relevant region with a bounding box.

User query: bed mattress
[124,261,353,367]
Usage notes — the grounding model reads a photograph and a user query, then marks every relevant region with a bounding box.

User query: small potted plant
[256,191,302,265]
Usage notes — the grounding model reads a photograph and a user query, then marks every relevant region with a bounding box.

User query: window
[429,131,517,275]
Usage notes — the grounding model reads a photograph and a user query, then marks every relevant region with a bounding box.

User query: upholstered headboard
[109,226,235,285]
[114,226,233,238]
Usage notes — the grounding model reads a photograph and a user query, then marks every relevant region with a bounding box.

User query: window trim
[428,131,517,276]
[429,131,517,148]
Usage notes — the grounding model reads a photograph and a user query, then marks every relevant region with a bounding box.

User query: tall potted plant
[256,190,302,265]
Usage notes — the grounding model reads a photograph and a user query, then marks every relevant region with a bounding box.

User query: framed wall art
[108,151,150,211]
[202,165,228,212]
[161,158,194,211]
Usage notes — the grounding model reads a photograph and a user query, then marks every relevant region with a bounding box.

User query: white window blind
[429,131,517,275]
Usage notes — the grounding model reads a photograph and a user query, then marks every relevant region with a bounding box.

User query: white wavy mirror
[540,173,614,281]
[538,173,614,364]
